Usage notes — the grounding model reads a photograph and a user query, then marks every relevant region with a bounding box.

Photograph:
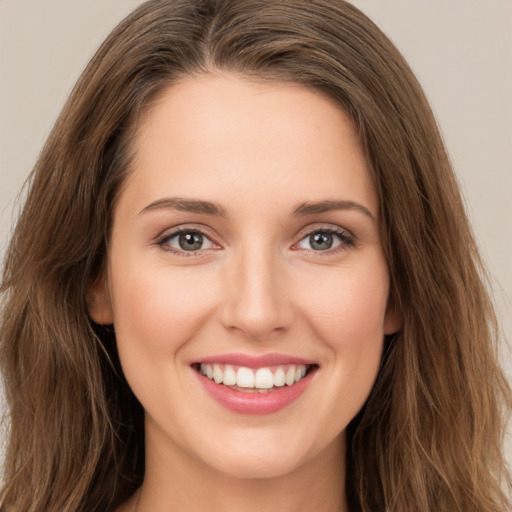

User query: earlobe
[87,275,114,325]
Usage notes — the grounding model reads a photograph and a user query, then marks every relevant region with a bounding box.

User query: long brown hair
[1,1,510,510]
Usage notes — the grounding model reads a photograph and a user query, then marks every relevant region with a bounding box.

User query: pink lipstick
[191,353,318,414]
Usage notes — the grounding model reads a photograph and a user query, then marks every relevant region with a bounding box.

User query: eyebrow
[138,197,228,217]
[291,200,376,222]
[138,197,375,222]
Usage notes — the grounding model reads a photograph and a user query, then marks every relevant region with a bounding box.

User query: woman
[1,1,510,511]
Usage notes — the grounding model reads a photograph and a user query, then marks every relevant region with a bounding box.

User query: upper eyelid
[292,224,356,252]
[157,223,351,237]
[155,227,222,258]
[156,223,218,241]
[154,222,355,249]
[294,223,354,240]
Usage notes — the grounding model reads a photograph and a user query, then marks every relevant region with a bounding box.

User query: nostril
[218,265,294,339]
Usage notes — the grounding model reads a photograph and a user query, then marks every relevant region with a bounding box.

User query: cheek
[294,260,389,402]
[297,261,390,345]
[109,265,217,364]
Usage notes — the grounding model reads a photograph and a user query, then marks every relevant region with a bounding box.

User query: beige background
[1,0,511,461]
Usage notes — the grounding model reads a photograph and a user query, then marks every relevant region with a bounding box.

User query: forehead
[119,73,377,219]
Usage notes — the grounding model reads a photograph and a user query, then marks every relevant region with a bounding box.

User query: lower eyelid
[155,226,354,254]
[156,229,218,252]
[300,236,342,250]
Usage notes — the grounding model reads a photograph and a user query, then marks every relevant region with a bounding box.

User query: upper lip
[191,352,317,368]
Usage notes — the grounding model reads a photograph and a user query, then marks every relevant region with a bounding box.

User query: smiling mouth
[191,363,318,393]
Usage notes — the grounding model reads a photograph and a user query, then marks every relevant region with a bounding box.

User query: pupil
[310,232,333,250]
[179,232,203,251]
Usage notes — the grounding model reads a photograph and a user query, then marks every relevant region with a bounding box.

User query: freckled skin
[90,74,400,512]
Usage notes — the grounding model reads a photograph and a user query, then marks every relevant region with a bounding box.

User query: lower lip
[195,368,316,415]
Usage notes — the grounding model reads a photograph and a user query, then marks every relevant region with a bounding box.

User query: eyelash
[292,226,356,254]
[155,227,219,257]
[155,225,356,256]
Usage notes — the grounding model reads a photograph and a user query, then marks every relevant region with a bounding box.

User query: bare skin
[118,432,345,512]
[90,73,399,511]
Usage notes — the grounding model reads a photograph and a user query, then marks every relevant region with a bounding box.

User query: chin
[193,429,320,480]
[209,451,305,480]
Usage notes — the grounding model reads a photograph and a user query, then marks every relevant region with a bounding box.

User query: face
[89,74,399,480]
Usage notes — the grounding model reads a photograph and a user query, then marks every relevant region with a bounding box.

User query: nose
[219,243,294,341]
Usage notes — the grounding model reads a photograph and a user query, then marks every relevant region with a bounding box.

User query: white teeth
[285,365,296,386]
[223,365,237,385]
[236,367,255,388]
[213,364,223,384]
[273,368,286,387]
[198,362,311,389]
[254,368,274,389]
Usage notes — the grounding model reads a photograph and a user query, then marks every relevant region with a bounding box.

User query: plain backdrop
[1,0,511,462]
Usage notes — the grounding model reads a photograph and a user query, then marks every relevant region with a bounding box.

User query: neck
[134,418,348,512]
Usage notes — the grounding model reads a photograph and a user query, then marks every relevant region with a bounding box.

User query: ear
[384,294,402,335]
[87,274,114,325]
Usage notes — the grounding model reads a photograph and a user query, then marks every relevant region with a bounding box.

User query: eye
[157,229,217,253]
[295,228,354,252]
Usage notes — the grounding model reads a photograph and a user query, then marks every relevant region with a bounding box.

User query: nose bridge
[220,239,292,339]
